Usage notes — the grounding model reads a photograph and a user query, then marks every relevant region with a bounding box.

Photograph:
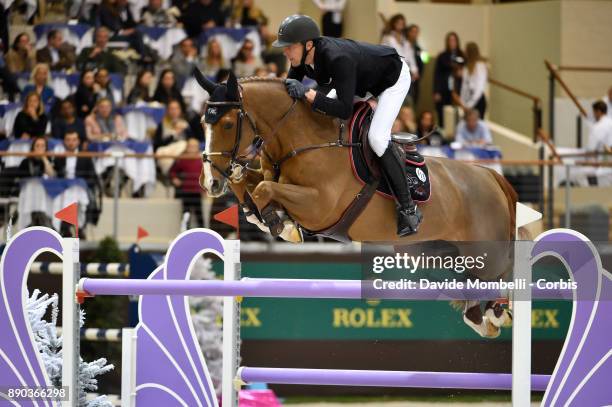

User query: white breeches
[367,60,411,157]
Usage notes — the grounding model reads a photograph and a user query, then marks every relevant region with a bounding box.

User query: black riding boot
[380,143,422,237]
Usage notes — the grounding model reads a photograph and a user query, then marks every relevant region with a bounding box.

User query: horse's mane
[238,76,286,85]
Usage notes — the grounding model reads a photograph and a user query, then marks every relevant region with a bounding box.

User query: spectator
[170,38,204,86]
[313,0,346,38]
[52,99,87,142]
[6,33,35,73]
[94,68,116,106]
[254,66,269,77]
[141,0,180,27]
[381,15,411,66]
[406,24,423,106]
[169,138,204,227]
[154,99,192,151]
[54,131,101,237]
[267,62,278,77]
[397,106,416,133]
[231,0,268,27]
[36,30,76,71]
[587,101,612,152]
[14,92,48,139]
[381,14,418,105]
[99,0,146,55]
[603,86,612,119]
[55,131,98,189]
[73,69,98,118]
[182,0,226,39]
[455,109,492,147]
[155,99,192,174]
[232,39,262,78]
[0,50,19,101]
[77,27,126,74]
[21,63,55,107]
[416,110,445,146]
[201,38,229,78]
[153,69,187,112]
[127,70,154,104]
[433,32,464,128]
[18,137,56,178]
[454,42,487,119]
[85,98,129,141]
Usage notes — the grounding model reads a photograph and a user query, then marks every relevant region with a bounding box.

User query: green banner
[214,261,571,340]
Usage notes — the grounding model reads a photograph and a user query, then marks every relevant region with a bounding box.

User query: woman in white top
[455,42,488,119]
[381,14,419,83]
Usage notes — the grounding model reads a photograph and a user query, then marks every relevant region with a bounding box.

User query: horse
[195,70,518,338]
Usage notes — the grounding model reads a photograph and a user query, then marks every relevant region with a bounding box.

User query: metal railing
[1,151,610,241]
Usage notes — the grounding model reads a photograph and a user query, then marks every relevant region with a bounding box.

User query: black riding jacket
[288,36,402,120]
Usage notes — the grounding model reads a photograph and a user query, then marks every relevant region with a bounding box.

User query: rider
[272,14,422,236]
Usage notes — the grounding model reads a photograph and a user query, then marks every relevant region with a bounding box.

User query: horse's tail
[486,168,518,240]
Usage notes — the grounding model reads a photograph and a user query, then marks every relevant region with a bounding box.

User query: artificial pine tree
[27,289,114,406]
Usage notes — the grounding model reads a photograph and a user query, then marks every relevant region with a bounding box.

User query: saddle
[349,102,431,203]
[302,102,430,242]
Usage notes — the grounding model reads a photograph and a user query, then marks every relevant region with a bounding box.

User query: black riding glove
[285,79,307,99]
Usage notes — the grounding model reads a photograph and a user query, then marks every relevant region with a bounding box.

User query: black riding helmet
[272,14,321,48]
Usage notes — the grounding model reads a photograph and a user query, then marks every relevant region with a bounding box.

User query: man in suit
[55,131,100,192]
[76,27,126,74]
[36,30,76,71]
[272,14,422,236]
[55,131,102,237]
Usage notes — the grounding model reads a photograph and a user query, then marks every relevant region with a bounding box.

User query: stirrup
[397,206,422,237]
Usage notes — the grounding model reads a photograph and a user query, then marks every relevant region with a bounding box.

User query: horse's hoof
[463,314,501,338]
[280,221,303,243]
[484,318,501,338]
[485,306,511,328]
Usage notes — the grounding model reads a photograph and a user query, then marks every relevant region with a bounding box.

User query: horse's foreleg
[252,181,319,214]
[252,181,319,241]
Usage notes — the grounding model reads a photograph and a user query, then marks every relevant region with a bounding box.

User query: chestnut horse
[196,71,517,338]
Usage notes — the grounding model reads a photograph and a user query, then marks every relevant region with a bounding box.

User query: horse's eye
[223,122,234,130]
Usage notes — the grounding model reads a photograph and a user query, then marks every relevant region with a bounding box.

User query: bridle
[201,93,298,184]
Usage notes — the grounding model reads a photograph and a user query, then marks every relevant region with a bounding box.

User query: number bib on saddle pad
[348,102,431,203]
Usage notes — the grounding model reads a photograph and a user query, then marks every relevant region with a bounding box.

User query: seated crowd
[0,2,609,238]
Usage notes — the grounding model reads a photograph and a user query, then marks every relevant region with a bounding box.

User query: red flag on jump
[137,226,149,242]
[214,204,240,238]
[55,202,79,238]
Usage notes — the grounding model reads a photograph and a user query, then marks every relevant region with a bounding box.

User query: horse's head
[194,68,258,197]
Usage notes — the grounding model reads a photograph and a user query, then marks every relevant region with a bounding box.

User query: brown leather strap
[304,178,379,243]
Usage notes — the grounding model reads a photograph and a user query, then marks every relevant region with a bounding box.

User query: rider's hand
[285,79,307,99]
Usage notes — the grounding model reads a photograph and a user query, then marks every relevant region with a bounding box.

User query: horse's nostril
[211,179,220,190]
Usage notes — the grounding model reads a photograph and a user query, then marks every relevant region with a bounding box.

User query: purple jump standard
[77,277,572,301]
[237,367,551,391]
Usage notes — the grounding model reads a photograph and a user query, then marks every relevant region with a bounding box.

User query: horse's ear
[226,71,239,101]
[193,67,218,94]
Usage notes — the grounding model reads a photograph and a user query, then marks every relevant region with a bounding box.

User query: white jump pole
[121,328,137,407]
[222,239,241,407]
[61,237,80,407]
[512,203,542,407]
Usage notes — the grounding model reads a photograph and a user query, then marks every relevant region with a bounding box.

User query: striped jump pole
[56,328,123,342]
[31,262,129,277]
